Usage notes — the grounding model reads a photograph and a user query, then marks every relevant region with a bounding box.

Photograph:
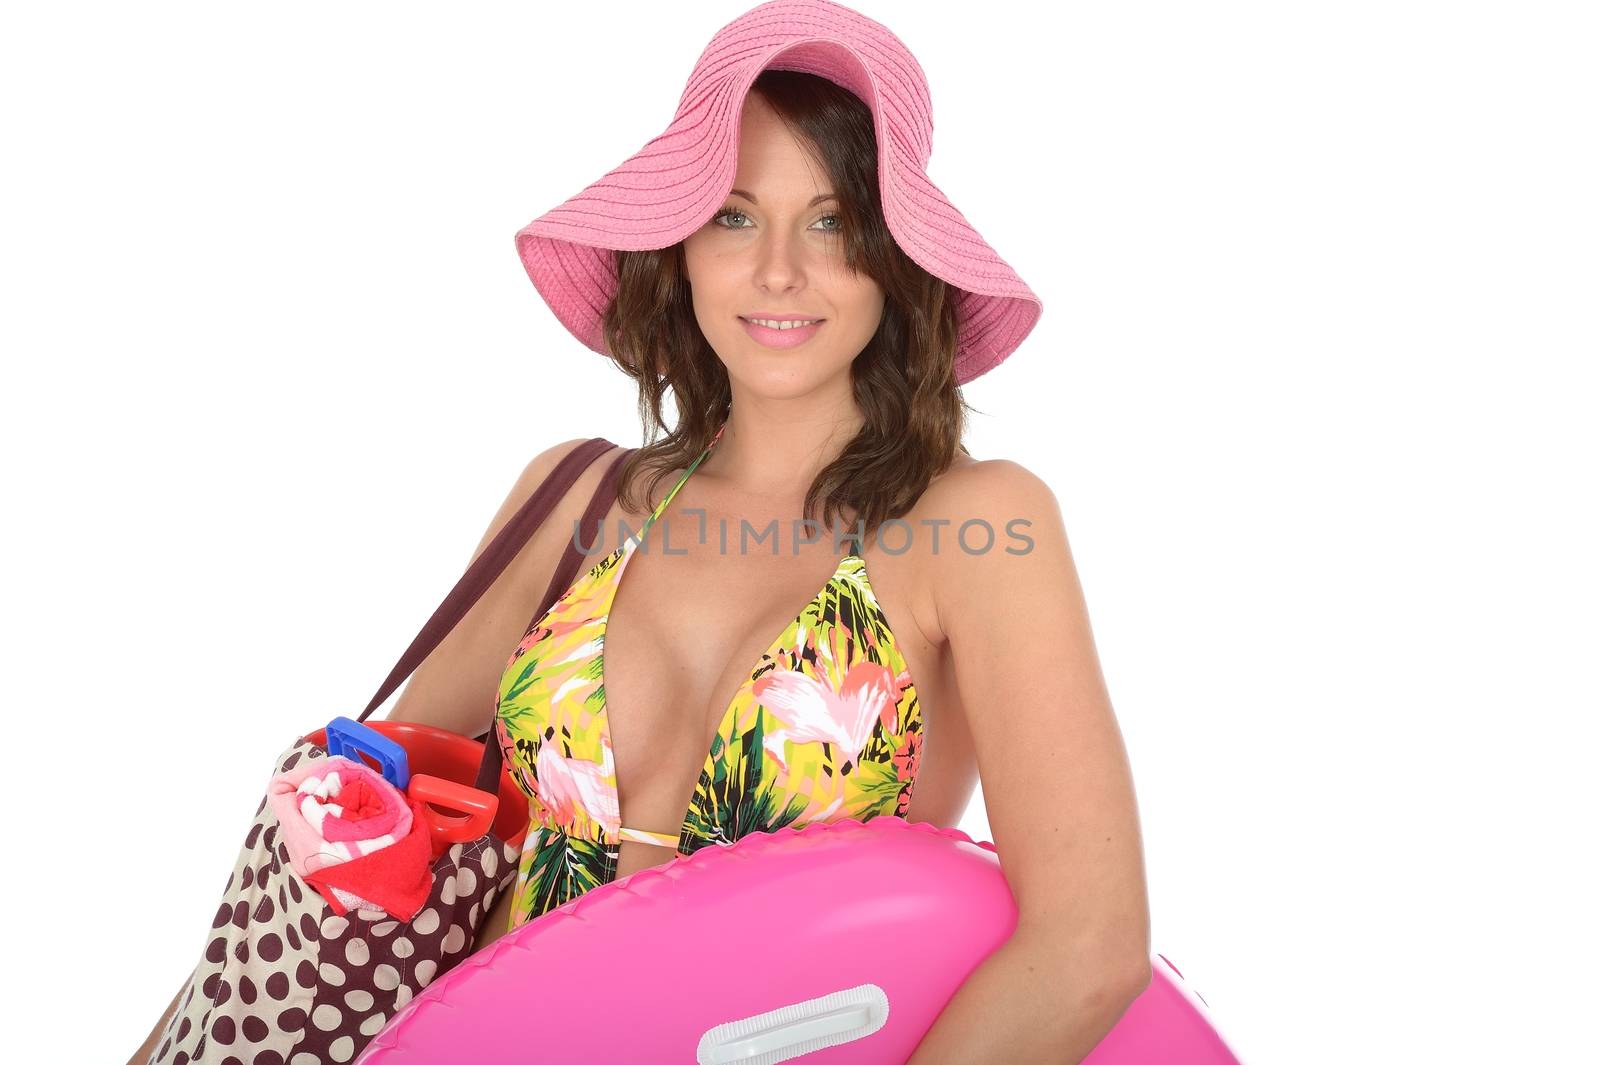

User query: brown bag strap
[469,442,634,744]
[352,439,628,739]
[470,442,635,791]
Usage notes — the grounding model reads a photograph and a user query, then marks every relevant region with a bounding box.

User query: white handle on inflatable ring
[696,983,891,1064]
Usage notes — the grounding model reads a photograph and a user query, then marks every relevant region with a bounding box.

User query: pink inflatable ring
[355,817,1242,1063]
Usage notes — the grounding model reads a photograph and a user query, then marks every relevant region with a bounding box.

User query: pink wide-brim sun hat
[514,0,1043,386]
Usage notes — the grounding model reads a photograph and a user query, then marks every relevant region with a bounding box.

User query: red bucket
[301,720,528,853]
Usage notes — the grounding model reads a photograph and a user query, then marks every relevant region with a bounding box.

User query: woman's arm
[384,437,600,736]
[128,445,600,1062]
[904,459,1151,1064]
[125,979,184,1065]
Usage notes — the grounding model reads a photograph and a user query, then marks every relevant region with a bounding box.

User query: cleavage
[602,528,851,866]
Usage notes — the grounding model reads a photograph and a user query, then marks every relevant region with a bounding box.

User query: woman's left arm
[904,460,1152,1065]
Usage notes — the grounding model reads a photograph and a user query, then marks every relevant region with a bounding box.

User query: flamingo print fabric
[492,438,925,931]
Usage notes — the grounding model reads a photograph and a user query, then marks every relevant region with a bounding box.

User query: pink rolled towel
[266,755,415,914]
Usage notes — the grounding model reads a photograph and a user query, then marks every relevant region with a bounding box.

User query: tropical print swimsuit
[492,423,925,932]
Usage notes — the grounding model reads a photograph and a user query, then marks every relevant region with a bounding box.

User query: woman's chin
[726,361,850,397]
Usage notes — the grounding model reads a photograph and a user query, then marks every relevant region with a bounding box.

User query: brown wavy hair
[600,68,974,549]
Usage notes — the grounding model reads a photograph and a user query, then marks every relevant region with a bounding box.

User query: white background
[4,2,1595,1062]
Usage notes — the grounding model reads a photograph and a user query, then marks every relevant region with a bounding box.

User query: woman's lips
[740,316,825,349]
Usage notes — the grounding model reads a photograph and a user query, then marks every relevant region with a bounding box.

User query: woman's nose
[753,244,807,293]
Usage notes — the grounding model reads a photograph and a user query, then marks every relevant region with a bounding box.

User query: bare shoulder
[487,433,637,583]
[514,436,612,497]
[904,453,1068,639]
[913,452,1063,549]
[501,436,630,542]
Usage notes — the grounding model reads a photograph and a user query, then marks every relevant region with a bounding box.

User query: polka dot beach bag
[144,438,628,1065]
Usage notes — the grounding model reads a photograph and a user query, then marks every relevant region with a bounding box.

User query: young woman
[131,3,1151,1062]
[402,11,1148,1064]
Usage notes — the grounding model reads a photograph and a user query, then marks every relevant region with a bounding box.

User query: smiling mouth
[739,316,826,329]
[739,316,826,349]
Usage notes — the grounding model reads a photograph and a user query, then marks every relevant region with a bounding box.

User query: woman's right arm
[128,438,603,1062]
[126,981,183,1065]
[384,437,602,737]
[390,437,606,955]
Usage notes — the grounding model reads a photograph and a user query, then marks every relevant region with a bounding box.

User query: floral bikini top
[492,424,925,932]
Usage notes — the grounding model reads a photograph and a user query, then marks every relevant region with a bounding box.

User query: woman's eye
[711,207,843,234]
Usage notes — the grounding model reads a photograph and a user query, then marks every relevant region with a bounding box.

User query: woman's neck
[705,407,864,495]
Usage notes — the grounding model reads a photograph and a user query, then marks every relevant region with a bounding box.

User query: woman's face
[682,93,885,398]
